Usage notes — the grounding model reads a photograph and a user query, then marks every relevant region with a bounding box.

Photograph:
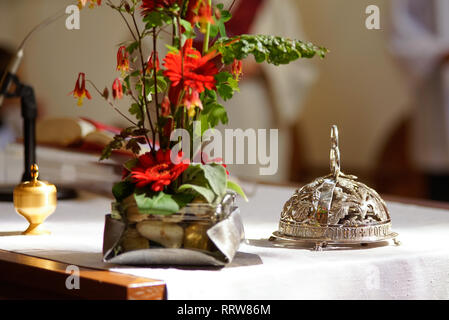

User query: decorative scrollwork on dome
[273,125,398,248]
[281,176,390,227]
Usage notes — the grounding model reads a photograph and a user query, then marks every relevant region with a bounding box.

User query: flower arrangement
[72,0,327,216]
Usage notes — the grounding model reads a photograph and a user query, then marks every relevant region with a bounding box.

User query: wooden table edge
[0,249,166,300]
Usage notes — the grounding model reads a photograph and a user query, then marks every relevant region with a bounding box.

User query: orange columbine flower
[161,96,171,116]
[183,89,203,117]
[192,1,215,33]
[112,78,123,100]
[116,46,130,74]
[78,0,101,9]
[231,59,243,80]
[146,51,160,74]
[70,73,91,106]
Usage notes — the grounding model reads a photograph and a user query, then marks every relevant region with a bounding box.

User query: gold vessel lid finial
[31,164,39,182]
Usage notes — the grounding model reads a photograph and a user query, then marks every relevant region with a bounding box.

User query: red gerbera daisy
[163,39,218,94]
[130,149,190,192]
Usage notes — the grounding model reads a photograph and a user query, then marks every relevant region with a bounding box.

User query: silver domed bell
[270,125,399,250]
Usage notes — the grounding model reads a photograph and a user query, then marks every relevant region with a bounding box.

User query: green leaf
[215,71,232,83]
[217,83,234,101]
[148,76,168,93]
[100,135,124,160]
[123,75,131,90]
[209,103,228,126]
[227,77,240,91]
[200,102,228,134]
[215,4,231,37]
[143,11,171,28]
[124,158,139,171]
[112,181,135,202]
[217,20,226,38]
[213,34,328,66]
[180,164,228,203]
[100,145,113,160]
[205,89,217,100]
[134,190,194,215]
[179,18,196,38]
[126,41,139,54]
[125,138,141,155]
[215,72,240,101]
[165,44,179,53]
[202,164,227,199]
[227,180,248,202]
[178,184,216,203]
[183,164,204,182]
[179,164,218,203]
[129,103,143,121]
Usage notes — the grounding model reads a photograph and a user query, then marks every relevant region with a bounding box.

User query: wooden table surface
[1,190,448,300]
[0,249,166,300]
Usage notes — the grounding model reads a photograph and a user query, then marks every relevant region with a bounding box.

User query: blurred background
[0,0,443,201]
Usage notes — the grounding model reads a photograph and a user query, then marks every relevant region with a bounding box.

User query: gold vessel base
[269,231,400,251]
[22,223,51,236]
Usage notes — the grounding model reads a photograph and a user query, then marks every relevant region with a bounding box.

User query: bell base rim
[269,230,399,246]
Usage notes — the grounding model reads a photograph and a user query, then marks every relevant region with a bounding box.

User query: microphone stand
[0,72,78,201]
[0,9,77,201]
[2,73,37,183]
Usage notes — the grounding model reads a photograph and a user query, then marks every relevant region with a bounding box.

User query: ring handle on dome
[330,125,340,180]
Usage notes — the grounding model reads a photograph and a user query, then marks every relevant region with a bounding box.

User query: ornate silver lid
[270,125,399,250]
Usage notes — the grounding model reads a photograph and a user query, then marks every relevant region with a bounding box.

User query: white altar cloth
[1,184,449,300]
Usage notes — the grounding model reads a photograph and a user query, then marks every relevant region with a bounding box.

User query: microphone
[0,49,24,108]
[0,7,66,109]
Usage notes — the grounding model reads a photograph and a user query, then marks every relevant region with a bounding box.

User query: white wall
[297,0,411,172]
[0,0,131,126]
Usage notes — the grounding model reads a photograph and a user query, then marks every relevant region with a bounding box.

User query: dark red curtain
[226,0,265,36]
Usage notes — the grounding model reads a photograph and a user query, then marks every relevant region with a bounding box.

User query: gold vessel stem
[22,223,48,235]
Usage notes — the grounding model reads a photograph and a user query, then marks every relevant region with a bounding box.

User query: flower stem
[108,0,138,43]
[132,11,157,153]
[202,0,213,54]
[228,0,237,12]
[86,80,138,127]
[109,1,153,149]
[176,15,185,131]
[152,28,162,145]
